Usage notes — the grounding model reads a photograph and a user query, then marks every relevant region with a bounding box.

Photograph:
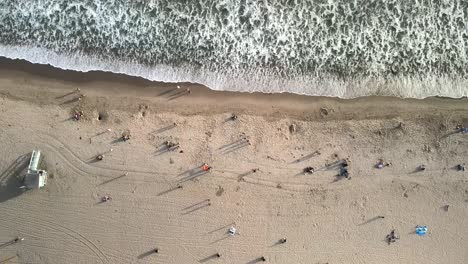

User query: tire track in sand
[3,127,171,181]
[18,217,110,264]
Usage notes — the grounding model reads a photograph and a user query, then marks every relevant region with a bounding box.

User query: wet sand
[0,58,467,264]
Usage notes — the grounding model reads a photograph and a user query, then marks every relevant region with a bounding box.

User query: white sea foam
[1,44,467,99]
[0,0,467,98]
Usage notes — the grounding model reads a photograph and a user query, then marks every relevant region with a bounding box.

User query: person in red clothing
[202,163,211,171]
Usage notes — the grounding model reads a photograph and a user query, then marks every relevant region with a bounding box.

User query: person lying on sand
[101,195,111,202]
[376,159,391,169]
[202,163,212,171]
[386,229,399,245]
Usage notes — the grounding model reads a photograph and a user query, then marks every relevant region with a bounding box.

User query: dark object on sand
[376,159,390,169]
[337,159,350,178]
[279,238,287,244]
[442,205,450,211]
[339,167,349,178]
[320,107,329,116]
[418,164,426,171]
[73,111,83,121]
[231,114,238,120]
[289,124,296,133]
[457,164,465,171]
[342,160,349,168]
[96,154,104,161]
[385,229,399,245]
[376,160,384,169]
[165,141,180,150]
[377,216,385,219]
[121,133,130,141]
[303,167,314,174]
[154,248,159,253]
[260,256,266,262]
[13,237,24,243]
[252,168,259,173]
[215,253,221,258]
[101,195,111,202]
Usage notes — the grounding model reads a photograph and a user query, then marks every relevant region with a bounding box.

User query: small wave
[1,44,467,99]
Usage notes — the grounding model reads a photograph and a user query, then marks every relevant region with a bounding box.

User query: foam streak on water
[0,0,467,98]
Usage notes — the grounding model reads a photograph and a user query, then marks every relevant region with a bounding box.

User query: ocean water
[0,0,467,98]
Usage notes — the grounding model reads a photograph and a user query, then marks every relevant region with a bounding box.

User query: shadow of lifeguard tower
[0,150,49,203]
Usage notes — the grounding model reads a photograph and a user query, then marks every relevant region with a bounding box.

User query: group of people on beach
[66,88,466,262]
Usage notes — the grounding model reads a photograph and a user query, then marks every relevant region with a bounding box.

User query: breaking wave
[0,0,467,98]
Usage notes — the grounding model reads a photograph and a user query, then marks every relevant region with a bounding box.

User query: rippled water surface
[0,0,467,98]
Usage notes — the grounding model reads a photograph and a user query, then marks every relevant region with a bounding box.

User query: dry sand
[0,59,467,264]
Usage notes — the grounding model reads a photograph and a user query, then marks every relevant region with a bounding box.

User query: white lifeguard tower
[24,150,48,189]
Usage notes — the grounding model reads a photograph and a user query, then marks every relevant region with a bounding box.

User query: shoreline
[0,56,467,264]
[0,56,467,122]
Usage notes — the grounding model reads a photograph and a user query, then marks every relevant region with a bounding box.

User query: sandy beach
[0,58,467,264]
